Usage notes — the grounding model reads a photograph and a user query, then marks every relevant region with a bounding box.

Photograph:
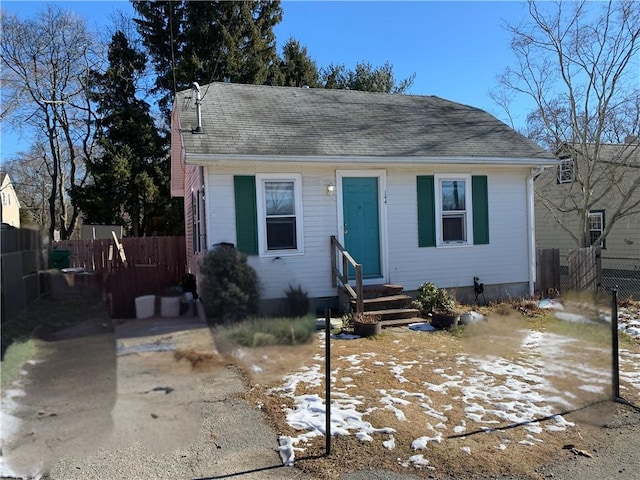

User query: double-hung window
[440,178,468,243]
[256,174,303,255]
[557,158,574,184]
[435,175,473,246]
[417,174,488,248]
[192,189,205,254]
[588,210,605,248]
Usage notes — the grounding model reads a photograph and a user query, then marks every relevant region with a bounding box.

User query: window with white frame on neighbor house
[588,210,605,248]
[192,190,203,253]
[437,175,472,245]
[557,158,574,184]
[256,174,303,255]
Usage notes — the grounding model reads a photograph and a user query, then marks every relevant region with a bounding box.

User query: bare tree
[4,146,52,232]
[1,6,104,241]
[497,0,640,248]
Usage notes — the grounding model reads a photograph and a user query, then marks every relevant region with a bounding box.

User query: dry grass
[234,301,640,480]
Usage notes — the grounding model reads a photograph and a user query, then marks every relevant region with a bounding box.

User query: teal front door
[342,177,381,279]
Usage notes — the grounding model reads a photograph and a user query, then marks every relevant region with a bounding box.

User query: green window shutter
[472,175,489,245]
[417,175,436,247]
[234,176,258,255]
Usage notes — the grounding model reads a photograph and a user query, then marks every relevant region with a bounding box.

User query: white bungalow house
[171,82,556,316]
[1,172,21,228]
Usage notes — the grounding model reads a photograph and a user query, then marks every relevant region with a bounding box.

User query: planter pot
[135,295,156,319]
[353,321,382,337]
[161,296,180,317]
[431,311,460,330]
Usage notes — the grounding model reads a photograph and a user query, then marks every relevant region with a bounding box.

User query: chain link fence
[558,253,640,301]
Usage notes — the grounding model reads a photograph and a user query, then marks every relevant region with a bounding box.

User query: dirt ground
[2,299,639,480]
[234,312,640,480]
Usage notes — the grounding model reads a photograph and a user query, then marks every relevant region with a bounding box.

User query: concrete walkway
[2,311,313,480]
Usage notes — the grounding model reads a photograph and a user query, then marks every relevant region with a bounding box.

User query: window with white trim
[557,158,574,184]
[435,175,473,246]
[256,174,304,255]
[192,189,205,253]
[588,210,605,248]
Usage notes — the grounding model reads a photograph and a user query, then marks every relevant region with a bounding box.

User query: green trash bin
[50,249,71,269]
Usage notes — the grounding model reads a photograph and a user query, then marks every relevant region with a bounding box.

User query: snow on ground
[273,314,640,469]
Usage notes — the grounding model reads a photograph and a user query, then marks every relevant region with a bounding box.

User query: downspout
[527,166,546,297]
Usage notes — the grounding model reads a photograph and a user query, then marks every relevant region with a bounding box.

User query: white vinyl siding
[205,163,531,300]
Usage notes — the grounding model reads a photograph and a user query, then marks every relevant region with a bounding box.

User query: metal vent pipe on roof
[192,82,202,133]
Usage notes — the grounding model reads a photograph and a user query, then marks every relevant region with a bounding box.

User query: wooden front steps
[350,284,421,327]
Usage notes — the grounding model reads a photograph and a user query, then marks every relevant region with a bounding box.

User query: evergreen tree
[273,37,320,87]
[73,30,169,237]
[321,61,415,93]
[132,0,283,118]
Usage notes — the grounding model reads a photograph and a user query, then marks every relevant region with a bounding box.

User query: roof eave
[184,153,558,167]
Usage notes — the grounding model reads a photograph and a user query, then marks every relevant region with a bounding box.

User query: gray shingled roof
[174,82,554,162]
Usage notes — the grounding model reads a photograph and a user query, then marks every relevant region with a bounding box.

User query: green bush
[199,244,261,325]
[284,284,310,317]
[223,316,316,347]
[412,282,456,316]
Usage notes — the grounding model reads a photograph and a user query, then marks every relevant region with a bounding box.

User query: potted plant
[351,312,382,337]
[412,282,461,329]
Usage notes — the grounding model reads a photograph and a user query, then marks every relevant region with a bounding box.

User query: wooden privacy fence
[53,236,186,274]
[536,248,561,296]
[537,246,604,296]
[567,246,602,293]
[53,237,187,319]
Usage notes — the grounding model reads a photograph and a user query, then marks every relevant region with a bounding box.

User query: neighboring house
[535,140,640,272]
[171,82,555,314]
[0,172,21,228]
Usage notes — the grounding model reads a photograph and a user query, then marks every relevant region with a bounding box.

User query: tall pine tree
[133,0,283,118]
[272,37,320,87]
[73,30,169,237]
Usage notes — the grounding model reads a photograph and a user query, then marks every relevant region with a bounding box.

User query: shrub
[199,244,260,325]
[412,282,456,316]
[284,284,310,317]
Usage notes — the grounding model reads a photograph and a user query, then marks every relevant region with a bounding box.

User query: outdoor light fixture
[327,183,336,196]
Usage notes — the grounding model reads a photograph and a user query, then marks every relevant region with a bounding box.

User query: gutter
[527,166,546,297]
[184,152,557,167]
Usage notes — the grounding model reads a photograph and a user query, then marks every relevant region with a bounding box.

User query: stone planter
[353,321,382,337]
[431,311,460,330]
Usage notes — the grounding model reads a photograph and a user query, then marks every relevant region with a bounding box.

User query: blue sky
[1,1,534,160]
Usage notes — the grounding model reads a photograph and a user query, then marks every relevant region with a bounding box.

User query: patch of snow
[554,311,597,324]
[411,432,443,450]
[405,454,430,467]
[461,446,472,455]
[117,341,176,355]
[538,299,564,310]
[383,435,396,450]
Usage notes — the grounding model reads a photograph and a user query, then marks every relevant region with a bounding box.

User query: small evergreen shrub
[284,284,310,317]
[199,244,260,324]
[412,282,456,316]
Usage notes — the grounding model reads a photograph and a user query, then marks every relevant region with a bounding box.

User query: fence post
[325,307,331,457]
[611,286,620,400]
